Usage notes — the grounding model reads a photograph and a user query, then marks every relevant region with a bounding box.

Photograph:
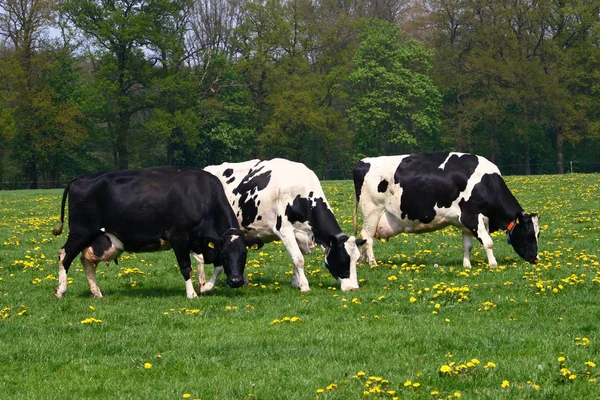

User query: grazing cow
[199,158,366,293]
[353,152,540,268]
[52,167,262,299]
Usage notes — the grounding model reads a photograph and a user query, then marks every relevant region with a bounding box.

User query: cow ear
[355,238,367,247]
[326,235,337,248]
[245,238,264,250]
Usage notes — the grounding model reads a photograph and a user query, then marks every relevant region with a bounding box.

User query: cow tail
[353,198,358,236]
[52,179,74,236]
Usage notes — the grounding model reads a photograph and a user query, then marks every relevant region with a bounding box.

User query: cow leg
[358,206,381,266]
[462,233,473,268]
[81,251,103,298]
[55,234,96,298]
[200,266,224,294]
[476,214,498,268]
[193,253,224,294]
[279,228,310,292]
[55,248,69,298]
[359,224,377,267]
[171,242,198,299]
[193,253,207,292]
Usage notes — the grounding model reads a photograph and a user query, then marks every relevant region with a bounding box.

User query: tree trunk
[556,132,564,174]
[116,113,130,170]
[524,144,531,175]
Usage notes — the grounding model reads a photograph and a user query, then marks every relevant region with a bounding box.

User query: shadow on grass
[71,285,253,299]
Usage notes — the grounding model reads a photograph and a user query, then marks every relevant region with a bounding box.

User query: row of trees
[1,0,599,188]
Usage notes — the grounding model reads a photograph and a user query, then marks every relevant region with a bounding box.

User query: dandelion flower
[144,363,152,369]
[440,365,452,374]
[501,380,510,388]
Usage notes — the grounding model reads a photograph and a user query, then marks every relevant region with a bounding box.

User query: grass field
[1,174,599,399]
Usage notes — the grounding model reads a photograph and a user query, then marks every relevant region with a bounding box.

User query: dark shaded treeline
[1,0,598,188]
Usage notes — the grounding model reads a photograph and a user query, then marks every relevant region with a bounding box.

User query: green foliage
[347,20,442,158]
[1,0,600,182]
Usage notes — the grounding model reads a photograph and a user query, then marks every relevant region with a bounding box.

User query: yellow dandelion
[501,380,510,388]
[440,365,452,374]
[144,363,152,369]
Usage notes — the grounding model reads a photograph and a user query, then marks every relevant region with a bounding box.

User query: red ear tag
[507,221,515,231]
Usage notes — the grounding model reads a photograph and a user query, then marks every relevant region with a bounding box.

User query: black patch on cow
[232,166,272,228]
[285,195,310,224]
[257,216,262,220]
[91,235,112,258]
[352,161,371,203]
[395,152,479,223]
[276,215,282,231]
[223,168,234,178]
[377,179,388,193]
[226,176,235,184]
[309,191,314,198]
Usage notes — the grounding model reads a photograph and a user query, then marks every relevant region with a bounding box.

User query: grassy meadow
[1,174,600,399]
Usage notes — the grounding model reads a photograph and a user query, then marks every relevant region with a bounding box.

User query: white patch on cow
[230,234,240,243]
[532,214,541,260]
[339,236,360,291]
[438,152,464,170]
[185,278,198,299]
[81,253,103,298]
[462,233,473,268]
[105,232,124,252]
[55,248,68,298]
[476,213,497,267]
[293,221,316,254]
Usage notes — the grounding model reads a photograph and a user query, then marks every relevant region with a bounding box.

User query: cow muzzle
[226,275,244,288]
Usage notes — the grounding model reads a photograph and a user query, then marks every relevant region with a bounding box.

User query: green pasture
[1,174,599,399]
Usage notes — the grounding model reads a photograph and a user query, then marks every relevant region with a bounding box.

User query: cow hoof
[200,283,214,294]
[53,291,64,298]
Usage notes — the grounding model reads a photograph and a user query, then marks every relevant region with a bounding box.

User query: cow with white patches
[52,167,262,299]
[199,158,366,293]
[353,152,540,268]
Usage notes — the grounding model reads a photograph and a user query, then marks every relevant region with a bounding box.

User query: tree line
[1,0,598,188]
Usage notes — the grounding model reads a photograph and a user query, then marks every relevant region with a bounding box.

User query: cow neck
[491,197,523,233]
[484,174,524,233]
[311,200,343,244]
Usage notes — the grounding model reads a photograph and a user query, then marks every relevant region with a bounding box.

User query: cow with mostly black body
[352,152,540,268]
[52,167,261,299]
[199,158,366,293]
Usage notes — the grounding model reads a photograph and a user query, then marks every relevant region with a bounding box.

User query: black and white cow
[353,152,540,268]
[52,167,262,298]
[199,158,365,293]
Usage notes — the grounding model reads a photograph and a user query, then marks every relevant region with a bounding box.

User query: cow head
[507,212,540,264]
[324,234,367,291]
[217,229,264,288]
